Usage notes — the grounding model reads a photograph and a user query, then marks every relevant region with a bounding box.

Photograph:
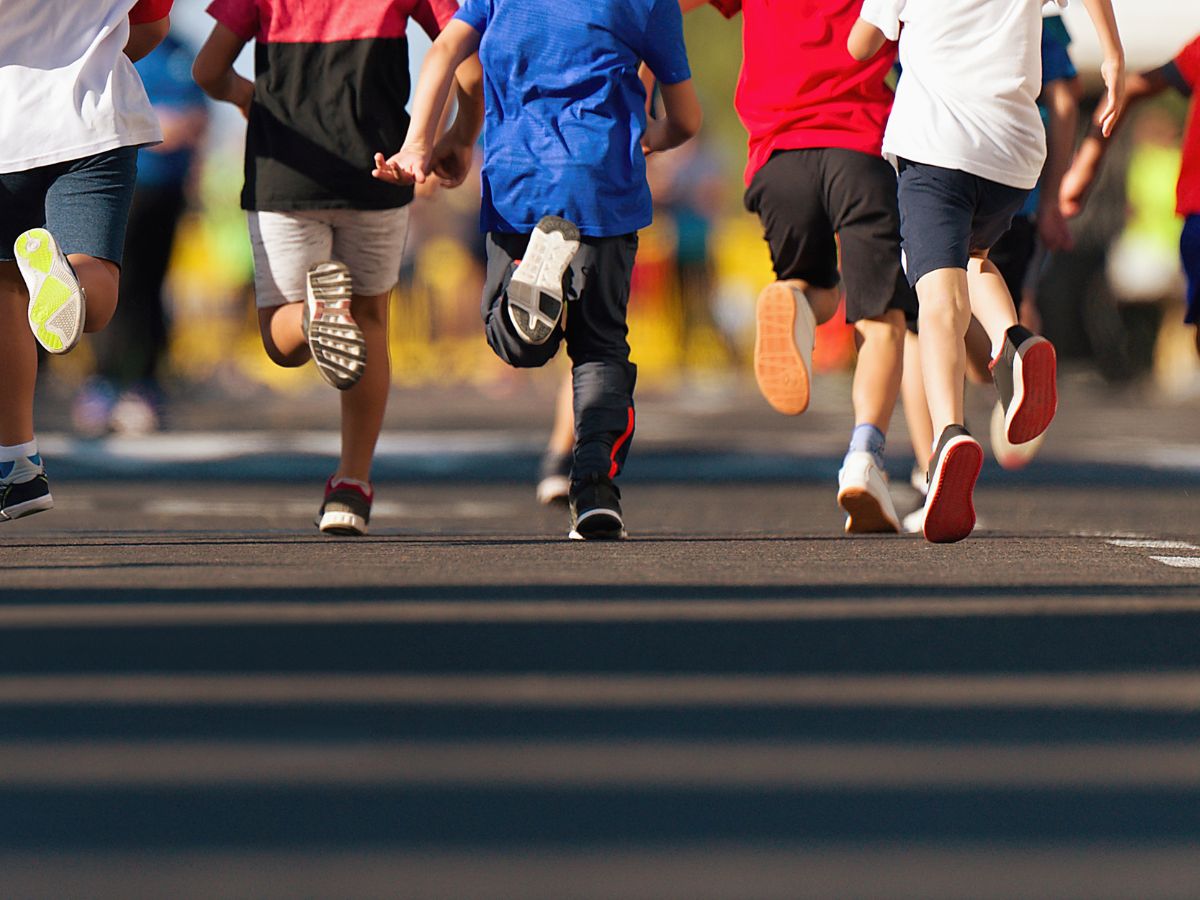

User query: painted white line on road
[5,593,1200,629]
[1151,556,1200,569]
[6,846,1200,900]
[3,672,1200,711]
[2,739,1200,789]
[139,499,515,520]
[1107,539,1199,550]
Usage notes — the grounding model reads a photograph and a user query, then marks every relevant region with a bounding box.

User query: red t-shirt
[709,0,897,185]
[1173,35,1200,216]
[129,0,173,24]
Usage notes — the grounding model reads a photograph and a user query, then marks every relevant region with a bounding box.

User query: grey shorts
[247,207,411,308]
[896,159,1030,287]
[0,147,138,264]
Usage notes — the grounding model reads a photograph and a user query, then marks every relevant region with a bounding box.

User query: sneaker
[753,281,816,415]
[110,385,162,436]
[72,378,118,438]
[0,455,53,522]
[922,425,984,544]
[303,261,365,391]
[14,228,86,354]
[568,473,626,540]
[990,325,1057,446]
[316,476,372,536]
[901,505,925,534]
[989,399,1045,470]
[536,450,572,506]
[837,451,900,534]
[507,216,580,345]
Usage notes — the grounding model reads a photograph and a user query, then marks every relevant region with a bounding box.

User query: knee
[351,293,389,331]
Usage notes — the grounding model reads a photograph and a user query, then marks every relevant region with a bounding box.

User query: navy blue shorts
[1182,214,1200,324]
[896,159,1030,287]
[0,147,139,265]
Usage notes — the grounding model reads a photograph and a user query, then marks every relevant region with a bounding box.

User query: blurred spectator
[74,31,208,436]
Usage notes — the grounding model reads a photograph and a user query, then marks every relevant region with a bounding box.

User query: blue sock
[847,424,886,470]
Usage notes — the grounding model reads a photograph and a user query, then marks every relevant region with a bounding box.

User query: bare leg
[966,255,1018,352]
[69,255,121,333]
[257,303,309,367]
[915,267,972,441]
[851,309,905,433]
[900,330,932,474]
[782,278,839,324]
[0,264,38,445]
[336,291,391,482]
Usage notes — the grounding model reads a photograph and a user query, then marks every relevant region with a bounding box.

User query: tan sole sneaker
[754,282,815,415]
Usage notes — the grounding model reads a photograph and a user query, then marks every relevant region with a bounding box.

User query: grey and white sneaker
[507,216,580,345]
[1,453,53,522]
[837,451,900,534]
[14,228,85,354]
[304,261,365,390]
[316,476,372,536]
[568,473,626,540]
[536,450,572,506]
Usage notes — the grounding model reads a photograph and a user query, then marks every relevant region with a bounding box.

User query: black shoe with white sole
[304,261,366,390]
[922,424,983,544]
[990,325,1057,446]
[507,216,580,345]
[0,454,53,522]
[316,476,373,536]
[568,473,626,540]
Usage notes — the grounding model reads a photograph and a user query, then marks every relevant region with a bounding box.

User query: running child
[1061,33,1200,358]
[849,0,1125,543]
[194,0,483,535]
[0,0,172,522]
[375,0,702,540]
[683,0,917,534]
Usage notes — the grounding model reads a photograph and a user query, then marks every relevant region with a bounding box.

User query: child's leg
[0,264,38,446]
[900,329,932,479]
[248,211,332,366]
[335,290,390,482]
[480,231,566,370]
[536,369,575,505]
[915,267,972,441]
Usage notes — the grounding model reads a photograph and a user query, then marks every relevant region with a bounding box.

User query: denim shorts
[896,159,1030,287]
[0,147,139,264]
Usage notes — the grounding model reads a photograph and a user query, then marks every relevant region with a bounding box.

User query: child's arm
[847,21,888,61]
[192,24,254,118]
[1036,76,1081,250]
[1078,0,1126,137]
[642,79,703,154]
[425,53,485,188]
[126,0,172,62]
[1059,63,1174,217]
[373,20,481,186]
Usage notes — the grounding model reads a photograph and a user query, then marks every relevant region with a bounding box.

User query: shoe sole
[0,492,54,522]
[922,437,983,544]
[754,283,810,415]
[318,510,368,536]
[569,508,627,541]
[1006,337,1057,445]
[508,217,580,345]
[15,229,85,354]
[305,262,365,391]
[536,474,571,506]
[838,486,900,534]
[991,401,1043,471]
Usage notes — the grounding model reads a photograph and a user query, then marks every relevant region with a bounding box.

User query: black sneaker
[568,473,626,540]
[536,450,572,506]
[989,325,1057,446]
[304,261,366,390]
[506,216,580,345]
[922,425,983,544]
[0,454,53,522]
[316,476,372,536]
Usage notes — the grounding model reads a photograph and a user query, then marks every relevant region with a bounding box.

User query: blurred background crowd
[40,2,1200,437]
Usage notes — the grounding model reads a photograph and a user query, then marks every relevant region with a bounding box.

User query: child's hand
[429,134,474,188]
[641,118,667,155]
[372,148,431,185]
[1096,56,1126,137]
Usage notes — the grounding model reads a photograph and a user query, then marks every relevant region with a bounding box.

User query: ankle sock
[0,439,38,463]
[0,440,41,483]
[848,424,886,470]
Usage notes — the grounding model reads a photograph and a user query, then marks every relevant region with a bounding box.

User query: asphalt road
[3,479,1200,898]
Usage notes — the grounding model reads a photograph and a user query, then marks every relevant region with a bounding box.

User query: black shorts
[744,148,916,323]
[988,214,1037,302]
[896,159,1030,287]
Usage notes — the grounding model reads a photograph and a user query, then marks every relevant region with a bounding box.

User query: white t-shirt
[860,0,1068,190]
[0,1,162,173]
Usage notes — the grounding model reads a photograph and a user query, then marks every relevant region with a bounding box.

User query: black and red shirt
[207,0,457,211]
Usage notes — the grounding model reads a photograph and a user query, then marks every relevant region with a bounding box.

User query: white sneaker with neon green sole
[14,228,85,354]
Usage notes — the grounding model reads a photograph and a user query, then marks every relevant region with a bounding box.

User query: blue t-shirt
[454,0,692,237]
[134,34,207,190]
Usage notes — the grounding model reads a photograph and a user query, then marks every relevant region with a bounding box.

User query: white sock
[0,439,37,462]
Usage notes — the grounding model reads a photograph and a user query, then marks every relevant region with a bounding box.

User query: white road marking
[1151,556,1200,569]
[3,672,1200,711]
[2,739,1199,789]
[1107,539,1199,550]
[140,499,515,519]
